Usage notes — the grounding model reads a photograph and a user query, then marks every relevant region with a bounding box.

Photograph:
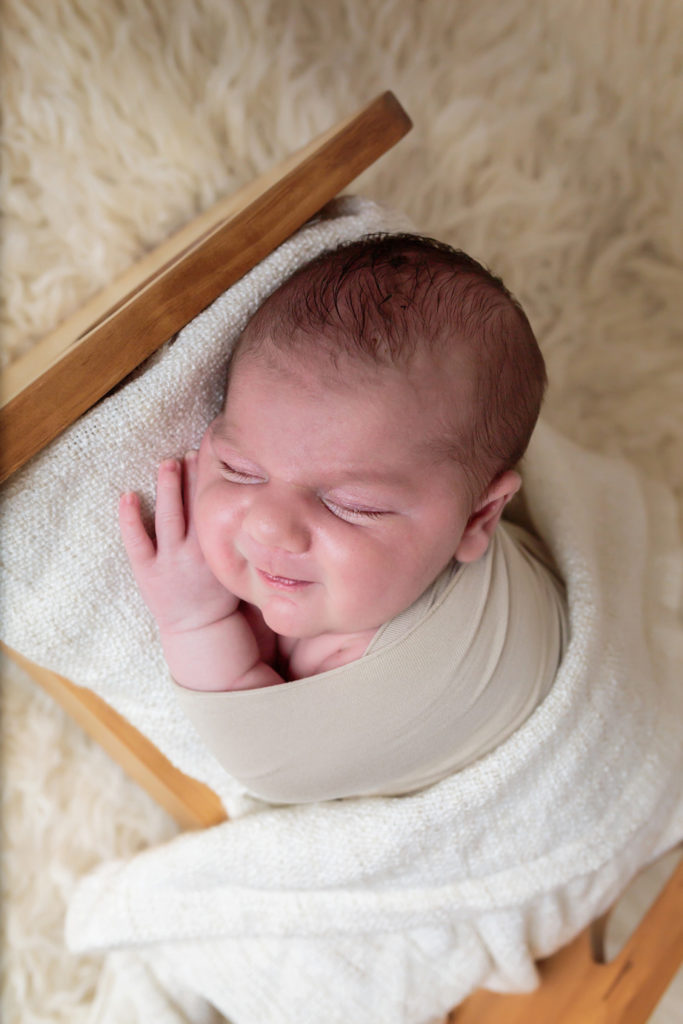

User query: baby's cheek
[200,535,246,598]
[194,497,228,564]
[197,483,237,533]
[335,546,390,604]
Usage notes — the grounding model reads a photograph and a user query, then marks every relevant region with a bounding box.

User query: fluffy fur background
[1,1,681,1021]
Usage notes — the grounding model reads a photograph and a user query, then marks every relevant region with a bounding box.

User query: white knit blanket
[2,198,682,1024]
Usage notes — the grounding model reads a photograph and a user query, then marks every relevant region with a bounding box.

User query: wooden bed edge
[1,642,228,830]
[0,91,412,483]
[449,853,683,1023]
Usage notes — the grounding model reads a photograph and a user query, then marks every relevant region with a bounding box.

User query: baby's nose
[242,488,311,554]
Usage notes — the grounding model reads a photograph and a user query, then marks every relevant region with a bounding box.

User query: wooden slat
[0,91,411,482]
[2,643,227,830]
[450,855,683,1024]
[0,92,411,823]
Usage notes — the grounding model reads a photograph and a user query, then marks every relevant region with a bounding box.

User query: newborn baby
[120,234,567,802]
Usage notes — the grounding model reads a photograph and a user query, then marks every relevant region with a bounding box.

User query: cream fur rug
[1,1,682,1022]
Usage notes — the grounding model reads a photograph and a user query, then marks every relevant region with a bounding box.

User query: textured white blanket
[3,199,682,1024]
[63,428,683,1024]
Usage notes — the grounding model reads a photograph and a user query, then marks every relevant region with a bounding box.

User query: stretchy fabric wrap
[172,523,566,803]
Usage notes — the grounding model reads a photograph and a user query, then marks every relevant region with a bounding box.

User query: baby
[119,234,567,803]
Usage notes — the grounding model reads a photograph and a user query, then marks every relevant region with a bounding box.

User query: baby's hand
[119,452,238,636]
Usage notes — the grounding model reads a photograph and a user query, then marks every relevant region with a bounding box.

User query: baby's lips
[256,566,313,590]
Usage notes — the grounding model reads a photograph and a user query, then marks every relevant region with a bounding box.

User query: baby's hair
[231,233,547,500]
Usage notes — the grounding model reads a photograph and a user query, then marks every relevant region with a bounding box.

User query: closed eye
[323,499,388,523]
[220,462,263,484]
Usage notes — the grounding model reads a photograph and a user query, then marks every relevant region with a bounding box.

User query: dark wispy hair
[229,233,547,498]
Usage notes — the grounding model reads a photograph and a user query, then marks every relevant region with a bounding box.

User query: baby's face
[194,347,473,640]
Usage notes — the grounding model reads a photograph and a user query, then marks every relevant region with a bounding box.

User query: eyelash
[222,468,387,524]
[220,463,262,484]
[322,501,386,522]
[220,462,387,522]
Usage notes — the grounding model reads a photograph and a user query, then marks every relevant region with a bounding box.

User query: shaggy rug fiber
[1,1,681,1021]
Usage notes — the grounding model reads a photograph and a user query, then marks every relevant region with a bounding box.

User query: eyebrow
[212,423,418,492]
[210,419,235,443]
[210,418,251,450]
[210,413,454,495]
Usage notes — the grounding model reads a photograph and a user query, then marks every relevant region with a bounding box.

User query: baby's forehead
[231,328,474,396]
[221,340,474,465]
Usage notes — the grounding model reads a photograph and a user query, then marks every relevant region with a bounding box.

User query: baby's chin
[258,600,379,643]
[255,594,319,639]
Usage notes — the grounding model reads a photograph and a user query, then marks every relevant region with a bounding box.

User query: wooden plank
[449,856,683,1024]
[0,91,411,483]
[578,854,683,1024]
[448,928,599,1024]
[2,643,227,830]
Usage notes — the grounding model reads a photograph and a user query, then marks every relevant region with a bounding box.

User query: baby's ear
[454,470,521,564]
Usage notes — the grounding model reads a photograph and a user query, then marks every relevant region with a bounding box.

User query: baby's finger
[155,458,187,550]
[182,449,200,540]
[119,492,155,567]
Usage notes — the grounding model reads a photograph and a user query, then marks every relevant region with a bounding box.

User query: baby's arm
[119,452,284,692]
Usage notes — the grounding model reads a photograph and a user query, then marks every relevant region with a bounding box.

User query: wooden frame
[2,91,412,828]
[2,646,227,830]
[2,90,681,1022]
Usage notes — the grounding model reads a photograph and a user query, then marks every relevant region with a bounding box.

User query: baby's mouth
[256,568,312,591]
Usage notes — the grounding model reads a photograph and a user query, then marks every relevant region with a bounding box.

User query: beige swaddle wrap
[173,522,567,803]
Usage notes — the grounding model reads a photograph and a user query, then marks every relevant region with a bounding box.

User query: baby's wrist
[158,605,238,646]
[159,612,241,691]
[155,594,239,637]
[159,606,279,693]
